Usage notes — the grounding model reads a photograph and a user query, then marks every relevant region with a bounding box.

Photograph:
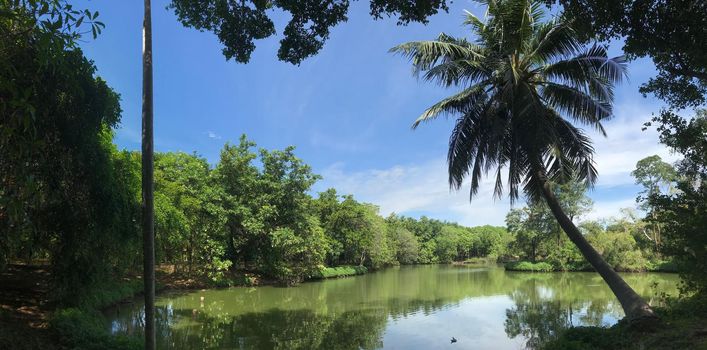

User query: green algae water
[106,265,679,349]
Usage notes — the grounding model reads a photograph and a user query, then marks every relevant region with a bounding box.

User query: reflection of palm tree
[505,280,572,349]
[505,300,570,350]
[392,0,656,321]
[504,277,613,349]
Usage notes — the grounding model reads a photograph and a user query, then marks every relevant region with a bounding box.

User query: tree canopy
[549,0,707,109]
[169,0,452,64]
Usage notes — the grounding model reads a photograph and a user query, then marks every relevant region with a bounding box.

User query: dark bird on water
[451,337,457,344]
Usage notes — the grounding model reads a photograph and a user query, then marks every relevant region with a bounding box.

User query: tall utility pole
[141,0,156,349]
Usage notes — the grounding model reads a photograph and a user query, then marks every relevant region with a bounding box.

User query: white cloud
[206,131,222,140]
[318,159,511,226]
[589,102,678,189]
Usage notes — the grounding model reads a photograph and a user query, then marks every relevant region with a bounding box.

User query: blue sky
[78,0,674,226]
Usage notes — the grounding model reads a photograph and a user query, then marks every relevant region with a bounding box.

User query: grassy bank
[505,260,678,273]
[542,296,707,350]
[309,265,368,279]
[49,279,145,350]
[505,261,555,272]
[51,308,141,350]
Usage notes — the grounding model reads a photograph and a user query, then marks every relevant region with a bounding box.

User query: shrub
[589,231,652,271]
[649,260,678,272]
[309,265,368,279]
[542,326,627,350]
[615,250,650,272]
[77,279,143,310]
[546,240,588,271]
[267,224,329,285]
[505,261,554,272]
[50,308,141,350]
[463,257,496,265]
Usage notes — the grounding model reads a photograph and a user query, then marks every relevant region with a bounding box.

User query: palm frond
[447,95,498,193]
[541,82,611,133]
[547,115,598,186]
[389,36,483,74]
[412,85,486,128]
[463,10,486,33]
[447,108,481,191]
[422,59,490,87]
[542,58,615,104]
[545,45,628,85]
[526,21,580,64]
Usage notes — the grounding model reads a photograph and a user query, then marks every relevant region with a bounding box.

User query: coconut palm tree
[391,0,656,321]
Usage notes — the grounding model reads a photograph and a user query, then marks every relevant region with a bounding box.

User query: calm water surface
[106,265,679,349]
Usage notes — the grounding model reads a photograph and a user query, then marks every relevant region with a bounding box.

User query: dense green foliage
[548,0,706,110]
[649,110,707,295]
[113,138,508,285]
[505,181,592,266]
[504,173,686,273]
[0,2,139,301]
[386,216,512,263]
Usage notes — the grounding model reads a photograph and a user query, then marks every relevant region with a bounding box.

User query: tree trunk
[141,1,156,349]
[536,170,657,321]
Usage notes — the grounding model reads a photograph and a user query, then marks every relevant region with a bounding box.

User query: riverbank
[0,265,58,350]
[542,296,707,350]
[504,260,678,273]
[0,265,143,349]
[0,264,210,350]
[0,263,374,349]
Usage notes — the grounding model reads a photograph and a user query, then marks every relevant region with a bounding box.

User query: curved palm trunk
[141,0,156,349]
[536,170,657,321]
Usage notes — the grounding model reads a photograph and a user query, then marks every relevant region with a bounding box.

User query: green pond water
[106,265,679,349]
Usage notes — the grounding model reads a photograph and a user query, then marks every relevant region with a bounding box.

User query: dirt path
[0,264,60,349]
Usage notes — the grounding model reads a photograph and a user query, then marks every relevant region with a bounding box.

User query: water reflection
[106,266,678,349]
